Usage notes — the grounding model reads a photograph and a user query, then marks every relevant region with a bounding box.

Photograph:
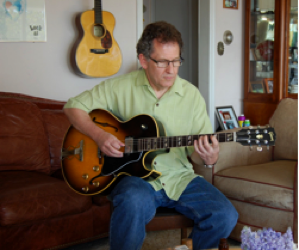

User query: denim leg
[175,177,238,250]
[109,176,157,250]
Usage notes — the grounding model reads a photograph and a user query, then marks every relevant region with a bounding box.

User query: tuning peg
[266,124,270,128]
[267,145,270,151]
[257,146,262,152]
[250,146,253,151]
[257,125,261,129]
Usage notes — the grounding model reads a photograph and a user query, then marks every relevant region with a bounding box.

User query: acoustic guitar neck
[94,0,103,24]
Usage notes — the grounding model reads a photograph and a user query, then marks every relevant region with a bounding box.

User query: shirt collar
[136,69,184,97]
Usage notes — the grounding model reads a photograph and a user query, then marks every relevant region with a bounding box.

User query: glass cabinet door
[287,0,298,96]
[249,0,275,94]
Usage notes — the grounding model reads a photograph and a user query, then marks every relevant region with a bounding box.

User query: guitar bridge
[61,140,84,161]
[90,49,108,54]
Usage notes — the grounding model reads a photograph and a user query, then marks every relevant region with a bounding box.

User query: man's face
[140,39,180,94]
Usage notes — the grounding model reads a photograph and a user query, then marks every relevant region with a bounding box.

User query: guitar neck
[125,132,235,153]
[94,0,103,24]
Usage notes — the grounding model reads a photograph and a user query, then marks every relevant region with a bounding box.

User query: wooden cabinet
[244,0,298,125]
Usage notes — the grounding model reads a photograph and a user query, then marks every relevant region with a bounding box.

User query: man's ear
[138,54,148,69]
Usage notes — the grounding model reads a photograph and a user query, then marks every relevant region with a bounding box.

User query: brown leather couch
[0,92,192,250]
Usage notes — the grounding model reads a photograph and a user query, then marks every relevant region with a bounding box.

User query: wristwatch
[204,162,217,168]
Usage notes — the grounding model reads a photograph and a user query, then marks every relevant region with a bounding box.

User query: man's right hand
[64,108,124,158]
[94,130,124,158]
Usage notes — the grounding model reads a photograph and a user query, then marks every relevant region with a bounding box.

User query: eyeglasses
[149,56,184,68]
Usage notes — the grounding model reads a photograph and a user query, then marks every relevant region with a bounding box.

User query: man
[64,21,238,250]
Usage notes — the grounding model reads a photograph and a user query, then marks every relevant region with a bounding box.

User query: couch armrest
[192,128,274,182]
[214,140,273,173]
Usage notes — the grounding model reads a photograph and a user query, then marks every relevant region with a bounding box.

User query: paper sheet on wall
[0,0,46,42]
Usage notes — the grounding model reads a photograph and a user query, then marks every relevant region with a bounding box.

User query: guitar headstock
[236,127,276,147]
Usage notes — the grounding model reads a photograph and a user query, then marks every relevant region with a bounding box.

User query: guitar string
[85,134,226,146]
[103,134,229,152]
[114,133,226,144]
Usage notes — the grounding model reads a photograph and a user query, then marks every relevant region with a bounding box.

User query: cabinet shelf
[244,0,298,126]
[251,12,275,16]
[250,60,274,62]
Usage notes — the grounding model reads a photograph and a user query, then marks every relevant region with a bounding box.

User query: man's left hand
[193,135,219,165]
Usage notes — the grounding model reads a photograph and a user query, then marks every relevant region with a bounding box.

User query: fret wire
[142,138,144,151]
[94,0,103,24]
[138,138,141,152]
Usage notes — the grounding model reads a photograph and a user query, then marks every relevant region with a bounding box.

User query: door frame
[136,0,216,130]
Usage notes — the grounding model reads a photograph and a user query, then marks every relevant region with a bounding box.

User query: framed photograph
[223,0,238,9]
[264,78,274,93]
[215,106,239,130]
[249,80,265,93]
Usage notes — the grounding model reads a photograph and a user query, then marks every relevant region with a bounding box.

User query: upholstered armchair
[194,98,298,243]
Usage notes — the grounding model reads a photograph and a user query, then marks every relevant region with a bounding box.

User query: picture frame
[223,0,238,9]
[215,106,239,130]
[249,80,266,93]
[263,78,274,93]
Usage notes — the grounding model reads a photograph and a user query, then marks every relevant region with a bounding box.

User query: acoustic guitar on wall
[74,0,122,78]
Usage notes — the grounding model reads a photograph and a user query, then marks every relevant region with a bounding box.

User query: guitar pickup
[90,49,108,54]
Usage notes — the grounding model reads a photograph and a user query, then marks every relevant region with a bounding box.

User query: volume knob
[93,182,100,187]
[93,166,100,171]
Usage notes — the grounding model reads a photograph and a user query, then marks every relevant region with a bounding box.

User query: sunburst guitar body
[75,0,122,78]
[61,109,276,196]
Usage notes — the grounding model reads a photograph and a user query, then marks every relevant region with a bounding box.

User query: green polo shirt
[64,69,213,200]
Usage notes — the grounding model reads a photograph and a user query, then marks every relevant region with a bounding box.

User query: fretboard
[125,133,234,153]
[94,0,103,24]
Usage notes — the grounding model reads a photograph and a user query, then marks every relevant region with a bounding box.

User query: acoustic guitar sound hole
[94,24,105,38]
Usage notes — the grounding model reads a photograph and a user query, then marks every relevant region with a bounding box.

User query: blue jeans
[109,176,238,250]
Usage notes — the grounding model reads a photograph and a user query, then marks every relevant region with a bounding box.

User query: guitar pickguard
[100,152,144,176]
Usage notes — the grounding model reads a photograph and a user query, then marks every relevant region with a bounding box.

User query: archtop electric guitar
[61,109,276,196]
[74,0,122,78]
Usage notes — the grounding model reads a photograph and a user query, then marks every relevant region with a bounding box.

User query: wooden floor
[62,229,241,250]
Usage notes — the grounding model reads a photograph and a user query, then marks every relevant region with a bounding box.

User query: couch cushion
[41,110,70,174]
[214,160,296,210]
[269,98,298,161]
[0,171,92,226]
[230,201,294,240]
[0,98,51,174]
[92,195,111,206]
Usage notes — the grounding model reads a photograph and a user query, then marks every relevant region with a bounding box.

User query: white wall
[0,0,245,120]
[213,1,245,118]
[0,0,139,101]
